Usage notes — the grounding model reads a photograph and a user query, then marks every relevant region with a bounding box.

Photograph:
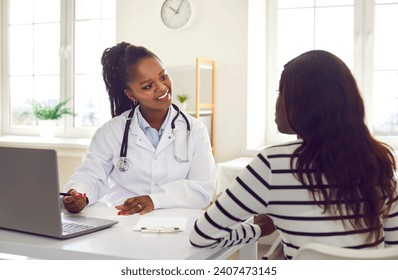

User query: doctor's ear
[124,89,136,101]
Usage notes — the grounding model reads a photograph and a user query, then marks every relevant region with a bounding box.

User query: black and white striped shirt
[189,140,398,259]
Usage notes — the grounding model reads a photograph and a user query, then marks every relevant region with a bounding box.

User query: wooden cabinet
[167,58,215,151]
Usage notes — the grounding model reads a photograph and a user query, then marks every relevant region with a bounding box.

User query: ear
[124,89,136,101]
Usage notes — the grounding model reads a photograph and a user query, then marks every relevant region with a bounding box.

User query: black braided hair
[101,42,160,117]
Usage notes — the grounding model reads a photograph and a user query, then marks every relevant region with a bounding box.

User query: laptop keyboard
[62,222,94,234]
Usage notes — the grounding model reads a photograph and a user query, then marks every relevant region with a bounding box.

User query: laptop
[0,146,118,239]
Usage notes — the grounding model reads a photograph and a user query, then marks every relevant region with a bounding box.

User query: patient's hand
[254,214,276,237]
[63,189,87,213]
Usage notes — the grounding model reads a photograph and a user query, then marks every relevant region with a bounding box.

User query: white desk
[0,204,257,260]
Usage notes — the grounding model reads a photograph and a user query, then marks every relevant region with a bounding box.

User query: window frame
[1,0,114,139]
[262,0,398,150]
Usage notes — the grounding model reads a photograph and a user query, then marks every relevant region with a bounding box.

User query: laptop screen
[0,147,63,237]
[0,146,118,239]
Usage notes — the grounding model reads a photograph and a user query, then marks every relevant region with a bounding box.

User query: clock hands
[169,6,178,14]
[176,0,185,12]
[168,0,185,15]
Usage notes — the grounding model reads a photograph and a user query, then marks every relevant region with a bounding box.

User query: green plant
[31,99,74,120]
[176,94,189,103]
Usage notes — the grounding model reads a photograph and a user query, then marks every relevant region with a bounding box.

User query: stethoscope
[115,103,191,172]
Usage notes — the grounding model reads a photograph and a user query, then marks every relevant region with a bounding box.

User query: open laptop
[0,146,118,239]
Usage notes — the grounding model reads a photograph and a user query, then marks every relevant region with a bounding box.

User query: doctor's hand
[115,195,154,215]
[62,189,88,213]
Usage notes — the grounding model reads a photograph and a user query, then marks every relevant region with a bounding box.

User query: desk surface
[0,204,256,260]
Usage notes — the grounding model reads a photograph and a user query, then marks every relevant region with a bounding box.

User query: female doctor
[62,42,216,215]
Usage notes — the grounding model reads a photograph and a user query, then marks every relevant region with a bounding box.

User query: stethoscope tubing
[116,104,190,172]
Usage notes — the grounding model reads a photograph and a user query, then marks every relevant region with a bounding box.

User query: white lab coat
[64,105,216,209]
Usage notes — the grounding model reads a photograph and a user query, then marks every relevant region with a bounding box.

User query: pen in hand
[60,192,88,213]
[59,192,72,197]
[60,192,87,199]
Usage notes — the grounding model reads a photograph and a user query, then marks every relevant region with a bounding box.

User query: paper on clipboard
[134,216,187,232]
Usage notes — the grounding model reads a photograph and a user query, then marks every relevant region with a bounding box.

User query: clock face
[161,0,192,29]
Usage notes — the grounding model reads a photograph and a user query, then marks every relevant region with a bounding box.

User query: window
[373,0,398,137]
[2,0,115,138]
[264,0,398,148]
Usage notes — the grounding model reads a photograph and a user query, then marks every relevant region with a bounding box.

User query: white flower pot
[179,103,188,111]
[38,120,56,138]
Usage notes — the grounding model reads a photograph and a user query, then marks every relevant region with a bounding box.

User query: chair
[294,243,398,260]
[262,235,284,260]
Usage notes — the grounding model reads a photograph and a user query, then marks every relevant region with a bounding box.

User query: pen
[59,192,72,197]
[140,227,181,233]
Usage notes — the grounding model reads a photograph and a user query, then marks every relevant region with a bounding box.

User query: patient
[189,50,398,259]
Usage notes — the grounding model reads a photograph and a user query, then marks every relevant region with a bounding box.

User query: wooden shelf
[168,58,216,151]
[196,58,215,150]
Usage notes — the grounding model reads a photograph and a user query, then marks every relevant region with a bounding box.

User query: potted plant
[176,94,189,111]
[31,99,74,138]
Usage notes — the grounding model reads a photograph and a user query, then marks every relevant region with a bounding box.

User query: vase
[38,120,56,138]
[179,103,188,111]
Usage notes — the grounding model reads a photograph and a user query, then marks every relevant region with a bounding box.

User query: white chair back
[294,243,398,260]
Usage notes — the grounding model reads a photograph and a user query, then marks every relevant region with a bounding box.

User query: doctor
[62,42,216,215]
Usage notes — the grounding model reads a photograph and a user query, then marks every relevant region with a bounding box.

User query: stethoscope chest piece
[116,157,129,172]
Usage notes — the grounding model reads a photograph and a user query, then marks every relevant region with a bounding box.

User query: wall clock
[161,0,192,29]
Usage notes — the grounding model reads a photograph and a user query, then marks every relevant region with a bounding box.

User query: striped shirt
[189,140,398,259]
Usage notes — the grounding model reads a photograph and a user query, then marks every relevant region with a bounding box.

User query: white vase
[38,120,56,138]
[179,103,188,111]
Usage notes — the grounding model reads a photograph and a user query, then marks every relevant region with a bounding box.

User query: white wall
[58,155,83,188]
[117,0,250,162]
[247,0,266,150]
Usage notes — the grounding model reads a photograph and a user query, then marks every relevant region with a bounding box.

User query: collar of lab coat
[129,105,189,154]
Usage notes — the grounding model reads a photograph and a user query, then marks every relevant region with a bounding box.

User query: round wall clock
[161,0,192,29]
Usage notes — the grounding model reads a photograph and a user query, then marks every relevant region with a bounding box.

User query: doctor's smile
[155,87,171,101]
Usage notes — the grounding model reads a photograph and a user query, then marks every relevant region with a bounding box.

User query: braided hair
[101,42,160,117]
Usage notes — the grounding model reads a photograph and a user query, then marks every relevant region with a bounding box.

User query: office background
[2,0,396,189]
[0,0,265,188]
